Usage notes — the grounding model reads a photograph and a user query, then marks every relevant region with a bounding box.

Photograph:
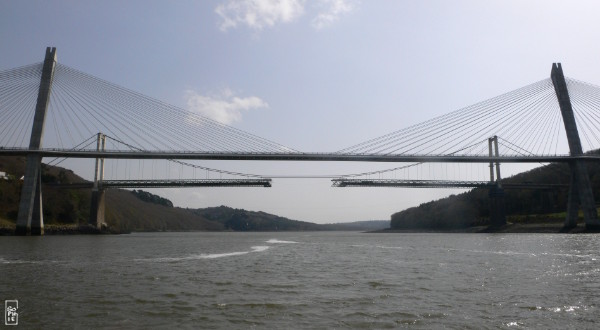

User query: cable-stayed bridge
[2,47,600,234]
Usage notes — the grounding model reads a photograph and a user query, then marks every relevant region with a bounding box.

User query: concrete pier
[551,63,600,230]
[15,47,57,235]
[488,136,506,227]
[89,190,106,229]
[489,185,506,227]
[89,133,107,229]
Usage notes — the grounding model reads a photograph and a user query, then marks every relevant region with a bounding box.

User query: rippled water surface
[1,232,600,328]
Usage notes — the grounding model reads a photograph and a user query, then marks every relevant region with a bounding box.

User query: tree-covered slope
[0,157,329,232]
[391,159,600,230]
[192,205,323,231]
[0,156,221,232]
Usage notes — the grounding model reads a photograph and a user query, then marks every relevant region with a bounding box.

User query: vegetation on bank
[192,206,323,231]
[0,157,91,225]
[0,156,386,233]
[391,157,600,230]
[8,153,599,233]
[131,189,173,207]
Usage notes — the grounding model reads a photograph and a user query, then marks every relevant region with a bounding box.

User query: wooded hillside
[391,159,600,229]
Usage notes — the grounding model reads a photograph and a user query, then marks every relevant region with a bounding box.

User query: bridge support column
[488,136,506,227]
[15,47,57,236]
[89,133,107,229]
[551,63,600,230]
[564,167,580,229]
[89,190,106,229]
[489,185,506,227]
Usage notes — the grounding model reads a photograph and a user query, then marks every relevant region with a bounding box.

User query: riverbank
[2,220,597,235]
[0,223,125,235]
[373,222,598,234]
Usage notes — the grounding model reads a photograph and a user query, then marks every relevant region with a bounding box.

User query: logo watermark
[5,300,18,326]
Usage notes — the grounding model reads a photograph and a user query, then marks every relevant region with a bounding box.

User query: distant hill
[391,153,600,230]
[105,190,222,232]
[0,156,375,232]
[320,220,390,231]
[191,206,322,231]
[131,189,174,207]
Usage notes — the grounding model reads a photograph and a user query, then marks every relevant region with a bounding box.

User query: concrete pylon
[89,133,107,229]
[551,63,600,230]
[488,136,506,227]
[15,47,57,236]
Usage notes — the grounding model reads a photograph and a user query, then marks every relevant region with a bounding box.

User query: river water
[1,232,599,329]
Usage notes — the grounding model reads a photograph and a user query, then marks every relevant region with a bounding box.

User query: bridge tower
[89,133,107,229]
[551,63,600,230]
[15,47,57,235]
[488,135,506,227]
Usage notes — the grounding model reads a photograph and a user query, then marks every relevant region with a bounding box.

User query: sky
[2,0,600,223]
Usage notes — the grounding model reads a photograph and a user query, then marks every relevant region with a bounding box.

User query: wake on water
[265,239,298,244]
[136,246,270,262]
[136,238,299,263]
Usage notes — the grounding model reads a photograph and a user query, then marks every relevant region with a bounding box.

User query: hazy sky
[2,0,600,223]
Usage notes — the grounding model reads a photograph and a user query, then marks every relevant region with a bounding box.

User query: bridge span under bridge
[47,179,272,189]
[331,179,569,190]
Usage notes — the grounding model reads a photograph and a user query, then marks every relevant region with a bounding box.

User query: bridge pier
[89,190,106,229]
[15,165,45,235]
[15,47,57,236]
[551,63,600,230]
[489,185,506,227]
[563,167,579,229]
[488,136,506,227]
[89,133,107,229]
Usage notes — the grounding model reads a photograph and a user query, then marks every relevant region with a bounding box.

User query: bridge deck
[1,148,598,163]
[47,179,272,189]
[332,179,568,189]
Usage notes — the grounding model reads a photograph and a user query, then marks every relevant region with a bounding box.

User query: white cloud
[215,0,357,31]
[311,0,355,30]
[185,88,269,125]
[216,0,305,31]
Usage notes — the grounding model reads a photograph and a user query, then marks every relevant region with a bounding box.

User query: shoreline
[0,224,124,236]
[371,222,598,234]
[2,222,599,235]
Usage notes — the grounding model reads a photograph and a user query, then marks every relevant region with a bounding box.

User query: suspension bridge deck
[46,178,272,189]
[331,179,569,189]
